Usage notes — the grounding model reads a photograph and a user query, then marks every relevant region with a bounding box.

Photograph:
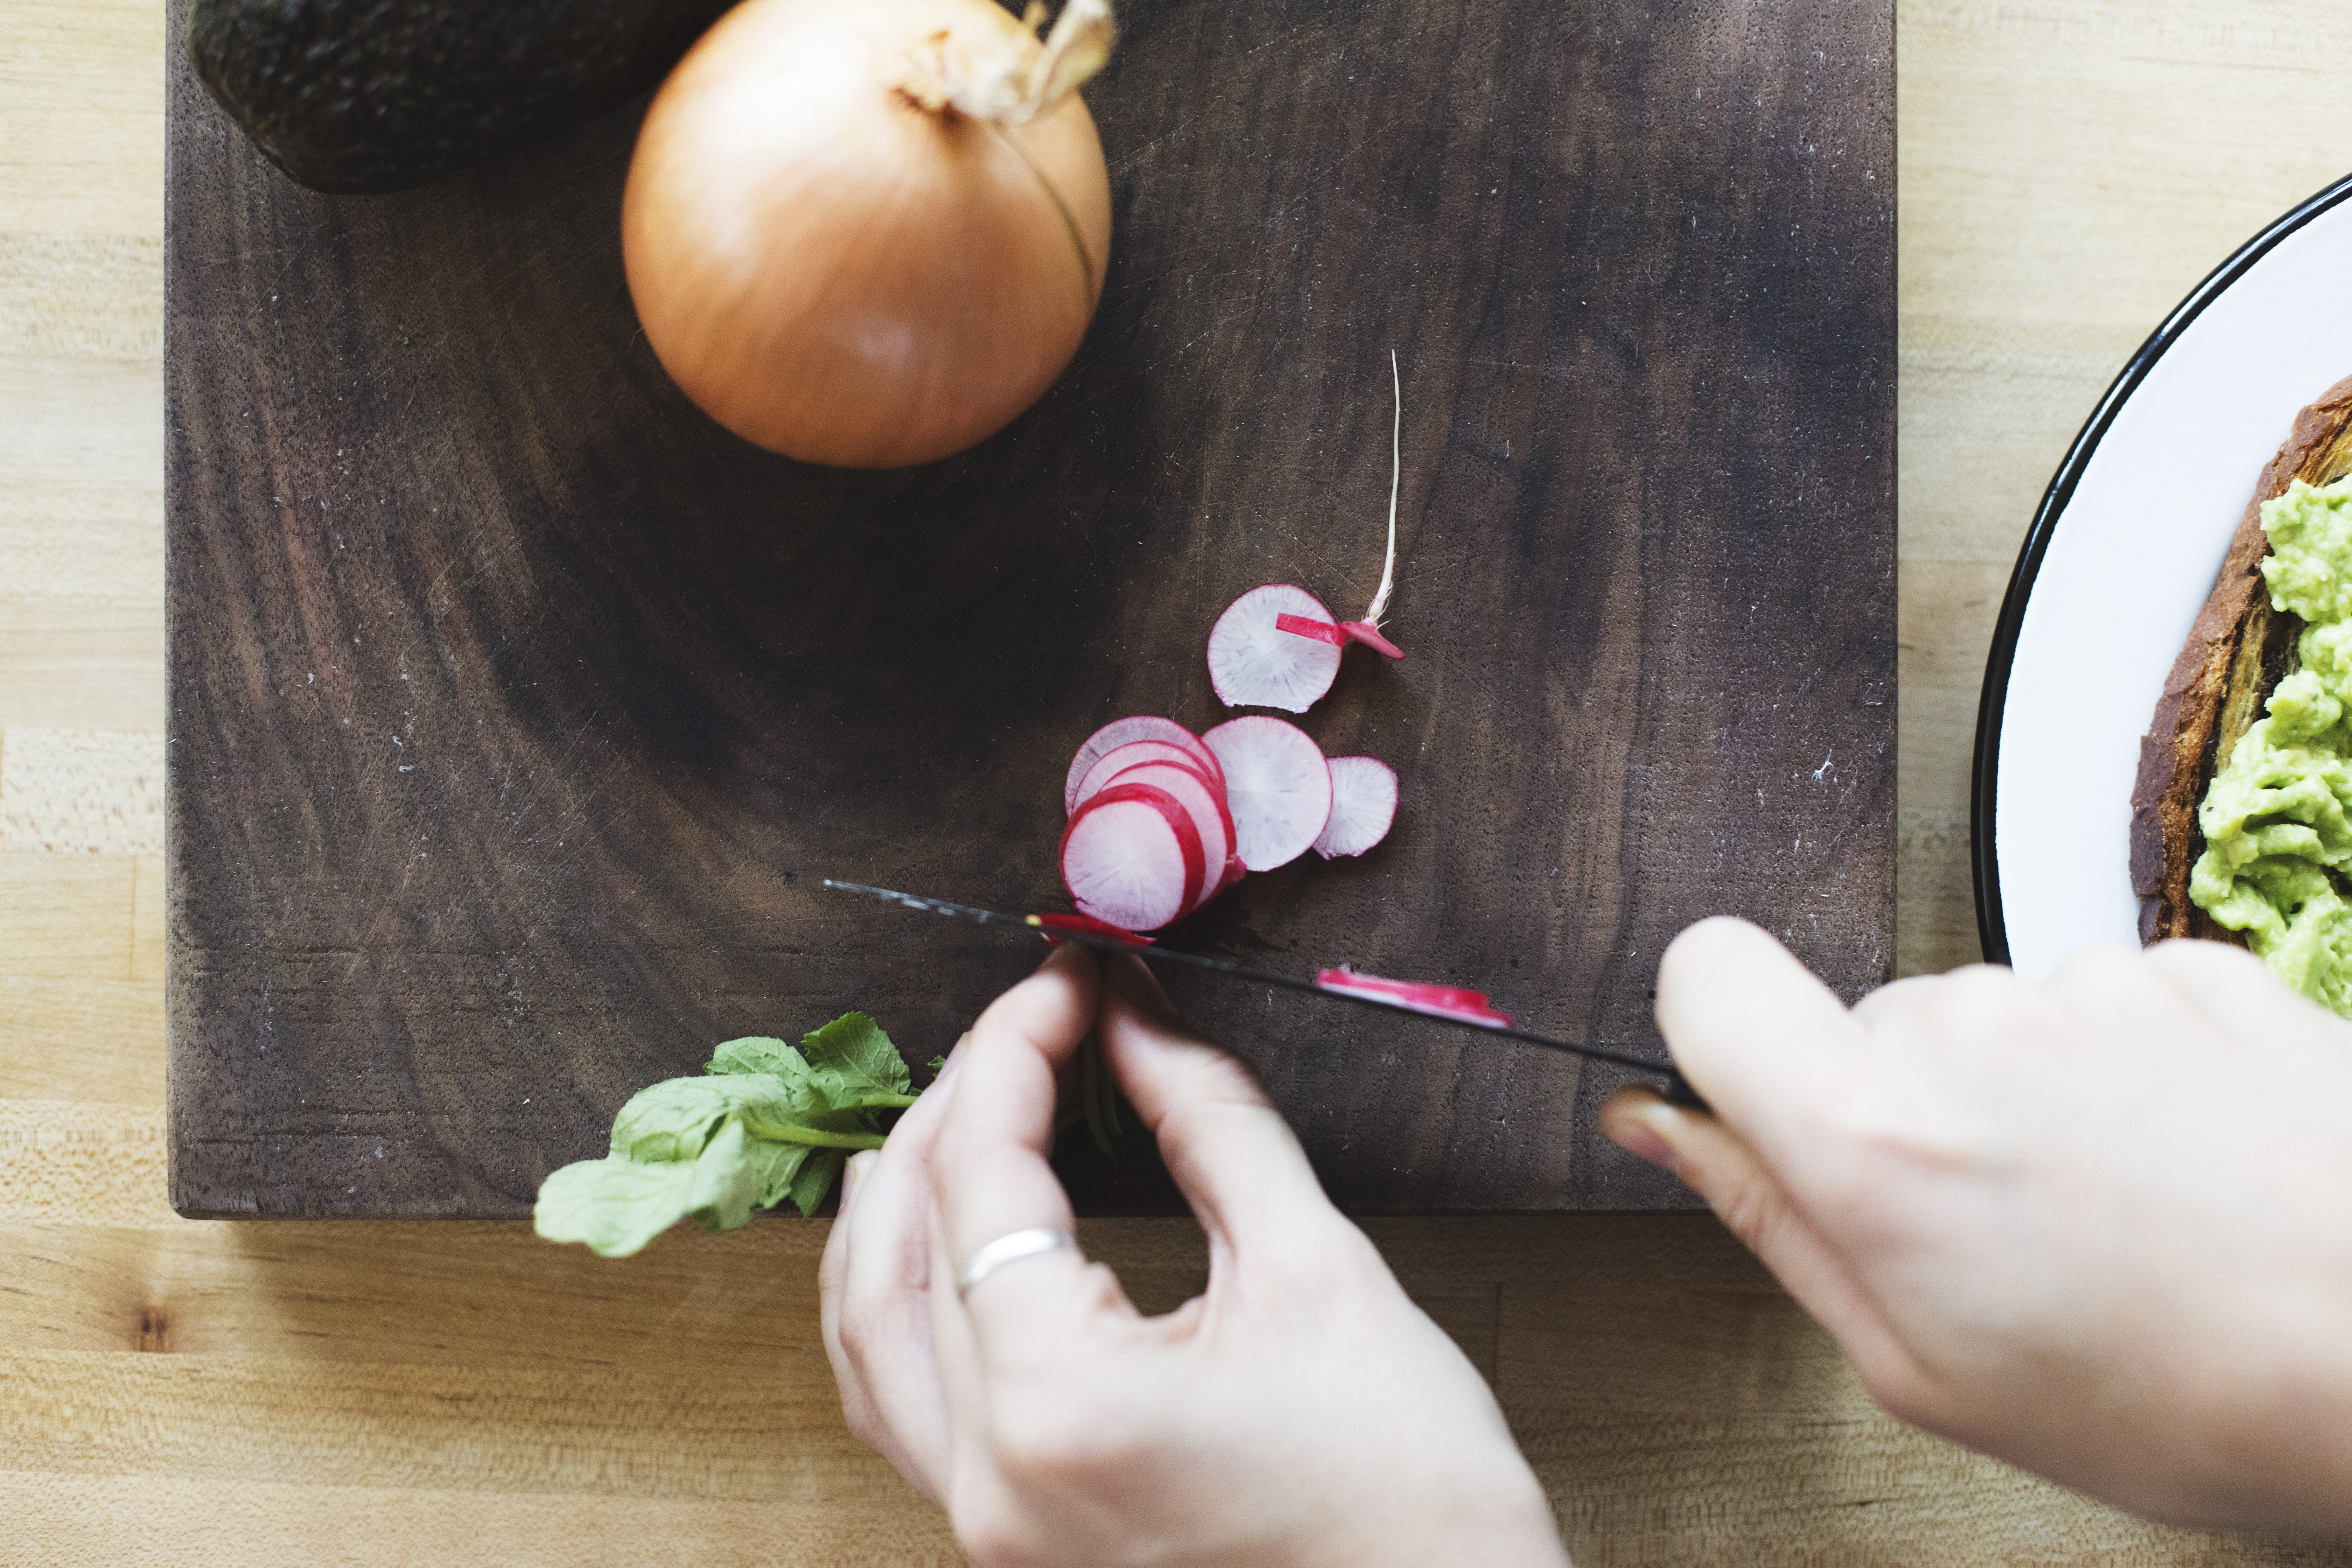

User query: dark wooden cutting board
[166,0,1893,1218]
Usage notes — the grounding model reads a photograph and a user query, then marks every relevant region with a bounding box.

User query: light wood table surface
[5,3,2348,1561]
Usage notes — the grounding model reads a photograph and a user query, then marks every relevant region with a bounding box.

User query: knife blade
[824,880,1705,1110]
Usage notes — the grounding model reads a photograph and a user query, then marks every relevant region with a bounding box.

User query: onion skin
[623,0,1113,469]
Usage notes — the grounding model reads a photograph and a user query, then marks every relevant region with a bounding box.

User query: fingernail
[1603,1097,1681,1172]
[840,1149,877,1206]
[1108,954,1178,1020]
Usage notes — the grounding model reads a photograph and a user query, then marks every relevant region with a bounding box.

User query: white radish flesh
[1072,740,1212,814]
[1202,715,1333,872]
[1063,717,1222,815]
[1205,584,1344,713]
[1059,782,1204,932]
[1311,756,1399,859]
[1104,760,1239,911]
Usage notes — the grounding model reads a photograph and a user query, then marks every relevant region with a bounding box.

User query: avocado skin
[188,0,738,195]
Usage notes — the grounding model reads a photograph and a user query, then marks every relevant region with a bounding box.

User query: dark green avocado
[188,0,738,195]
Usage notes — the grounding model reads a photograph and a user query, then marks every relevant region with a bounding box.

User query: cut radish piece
[1060,782,1205,932]
[1064,718,1222,815]
[1275,613,1346,646]
[1102,761,1238,913]
[1315,966,1512,1027]
[1312,756,1399,859]
[1337,621,1405,660]
[1206,584,1344,713]
[1106,761,1234,860]
[1203,715,1333,871]
[1032,912,1153,947]
[1072,740,1214,814]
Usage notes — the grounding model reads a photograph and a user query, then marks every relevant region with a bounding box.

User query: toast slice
[2130,374,2352,944]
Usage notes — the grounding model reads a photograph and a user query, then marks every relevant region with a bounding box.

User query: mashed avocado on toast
[2191,476,2352,1011]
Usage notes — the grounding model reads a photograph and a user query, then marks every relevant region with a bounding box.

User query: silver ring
[955,1227,1079,1299]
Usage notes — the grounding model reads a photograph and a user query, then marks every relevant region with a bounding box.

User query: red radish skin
[1071,740,1214,814]
[1202,715,1333,871]
[1206,584,1344,713]
[1059,781,1205,931]
[1100,760,1238,914]
[1032,912,1153,947]
[1275,613,1347,647]
[1311,755,1399,859]
[1315,967,1512,1027]
[1204,852,1247,906]
[1064,717,1222,813]
[1337,621,1405,659]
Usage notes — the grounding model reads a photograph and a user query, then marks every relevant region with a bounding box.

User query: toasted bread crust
[2131,374,2352,944]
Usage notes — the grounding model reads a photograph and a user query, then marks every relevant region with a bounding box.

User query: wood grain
[163,0,1895,1218]
[0,727,166,854]
[9,0,2352,1560]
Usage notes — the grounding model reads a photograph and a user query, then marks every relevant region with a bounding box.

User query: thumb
[1601,1086,1910,1382]
[1095,956,1350,1263]
[1599,1086,1824,1266]
[1656,916,1866,1172]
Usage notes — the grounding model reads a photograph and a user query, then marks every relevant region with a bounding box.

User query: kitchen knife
[825,880,1706,1110]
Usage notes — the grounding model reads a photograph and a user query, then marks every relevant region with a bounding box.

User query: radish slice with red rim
[1315,966,1512,1027]
[1311,756,1398,859]
[1206,584,1344,713]
[1099,761,1236,907]
[1202,715,1333,871]
[1064,718,1222,815]
[1124,764,1242,915]
[1059,781,1205,932]
[1072,740,1215,814]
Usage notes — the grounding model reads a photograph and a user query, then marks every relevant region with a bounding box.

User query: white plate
[1975,175,2352,980]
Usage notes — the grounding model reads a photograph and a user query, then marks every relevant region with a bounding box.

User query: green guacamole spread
[2192,476,2352,1014]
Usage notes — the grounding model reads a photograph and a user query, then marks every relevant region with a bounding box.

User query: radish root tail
[1364,349,1401,627]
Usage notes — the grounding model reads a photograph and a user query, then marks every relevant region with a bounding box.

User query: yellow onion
[623,0,1115,468]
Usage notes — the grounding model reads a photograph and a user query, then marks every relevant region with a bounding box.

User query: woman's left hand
[819,942,1568,1568]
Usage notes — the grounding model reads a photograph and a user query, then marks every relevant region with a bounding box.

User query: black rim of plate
[1970,170,2352,965]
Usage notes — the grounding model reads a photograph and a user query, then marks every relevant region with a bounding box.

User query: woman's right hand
[1605,918,2352,1535]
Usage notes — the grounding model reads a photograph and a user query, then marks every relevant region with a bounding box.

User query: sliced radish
[1312,756,1399,859]
[1203,716,1333,872]
[1072,740,1213,814]
[1206,584,1344,713]
[1316,966,1512,1027]
[1059,782,1205,932]
[1274,612,1347,647]
[1063,718,1222,815]
[1032,912,1153,947]
[1337,621,1405,659]
[1104,761,1238,913]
